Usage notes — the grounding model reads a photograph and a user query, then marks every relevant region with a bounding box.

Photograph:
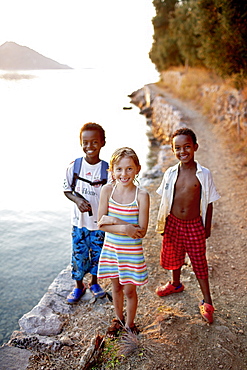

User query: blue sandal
[67,285,87,304]
[89,283,105,298]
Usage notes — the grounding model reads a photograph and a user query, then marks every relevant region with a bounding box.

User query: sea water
[0,67,158,345]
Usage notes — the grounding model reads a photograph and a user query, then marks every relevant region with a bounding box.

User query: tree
[149,0,182,71]
[196,0,247,85]
[149,0,247,86]
[170,1,204,69]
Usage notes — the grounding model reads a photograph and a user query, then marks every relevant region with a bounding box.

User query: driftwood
[79,334,105,369]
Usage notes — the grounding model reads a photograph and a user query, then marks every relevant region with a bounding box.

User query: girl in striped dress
[97,147,149,336]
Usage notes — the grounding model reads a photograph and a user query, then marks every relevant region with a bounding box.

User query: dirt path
[27,85,247,370]
[138,84,247,370]
[150,84,247,306]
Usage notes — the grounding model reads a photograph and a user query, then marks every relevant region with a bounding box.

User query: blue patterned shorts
[71,226,105,281]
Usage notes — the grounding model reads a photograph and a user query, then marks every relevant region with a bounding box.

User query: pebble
[60,336,74,346]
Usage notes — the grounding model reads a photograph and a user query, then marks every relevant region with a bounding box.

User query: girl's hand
[125,224,145,239]
[98,215,116,227]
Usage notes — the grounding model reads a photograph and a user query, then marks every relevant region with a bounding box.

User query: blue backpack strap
[101,160,109,180]
[72,158,108,191]
[71,157,83,191]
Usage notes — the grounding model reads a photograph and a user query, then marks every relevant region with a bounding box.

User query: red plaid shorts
[161,214,208,279]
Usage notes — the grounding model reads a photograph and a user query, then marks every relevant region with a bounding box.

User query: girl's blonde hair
[109,147,140,172]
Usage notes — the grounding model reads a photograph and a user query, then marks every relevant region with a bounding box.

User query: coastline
[1,82,246,370]
[0,83,178,368]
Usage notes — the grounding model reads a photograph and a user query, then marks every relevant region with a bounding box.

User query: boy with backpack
[63,122,109,303]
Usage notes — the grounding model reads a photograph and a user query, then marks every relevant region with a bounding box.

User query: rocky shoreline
[0,84,247,370]
[0,83,180,369]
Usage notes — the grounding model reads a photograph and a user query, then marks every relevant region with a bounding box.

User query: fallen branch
[79,334,105,369]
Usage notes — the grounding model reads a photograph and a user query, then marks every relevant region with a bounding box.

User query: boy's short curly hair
[171,127,197,146]
[79,122,106,146]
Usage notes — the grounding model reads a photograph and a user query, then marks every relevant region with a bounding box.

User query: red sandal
[125,324,140,335]
[106,318,125,338]
[199,300,214,324]
[156,282,184,297]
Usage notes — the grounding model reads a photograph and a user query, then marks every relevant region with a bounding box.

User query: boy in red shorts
[155,127,220,323]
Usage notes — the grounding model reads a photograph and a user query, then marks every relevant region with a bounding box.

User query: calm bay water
[0,67,158,344]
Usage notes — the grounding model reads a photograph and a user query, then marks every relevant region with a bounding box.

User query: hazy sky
[0,0,156,70]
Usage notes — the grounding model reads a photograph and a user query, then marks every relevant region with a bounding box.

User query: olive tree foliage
[196,0,247,86]
[149,0,247,84]
[170,1,204,69]
[149,0,183,71]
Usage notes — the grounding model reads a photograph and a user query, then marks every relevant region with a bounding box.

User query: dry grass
[157,67,247,162]
[215,123,247,166]
[117,331,139,357]
[159,67,221,99]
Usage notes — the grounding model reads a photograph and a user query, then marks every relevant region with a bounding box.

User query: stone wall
[129,85,185,183]
[129,85,185,145]
[151,96,184,143]
[161,70,247,136]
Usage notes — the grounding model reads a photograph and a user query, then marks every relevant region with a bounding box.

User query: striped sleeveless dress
[97,185,148,285]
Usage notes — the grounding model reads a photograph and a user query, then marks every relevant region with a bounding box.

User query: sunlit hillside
[0,42,72,70]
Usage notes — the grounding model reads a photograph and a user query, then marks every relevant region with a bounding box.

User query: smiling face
[81,129,105,164]
[172,134,198,164]
[112,156,141,186]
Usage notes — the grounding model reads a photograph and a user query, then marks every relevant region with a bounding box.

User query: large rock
[38,265,75,314]
[19,305,63,336]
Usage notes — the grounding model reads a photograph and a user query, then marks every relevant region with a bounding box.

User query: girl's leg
[197,277,212,305]
[111,278,124,321]
[123,284,138,328]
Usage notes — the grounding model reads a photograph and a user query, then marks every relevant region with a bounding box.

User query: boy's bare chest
[175,172,201,194]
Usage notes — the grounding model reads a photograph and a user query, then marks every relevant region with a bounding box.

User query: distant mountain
[0,42,72,70]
